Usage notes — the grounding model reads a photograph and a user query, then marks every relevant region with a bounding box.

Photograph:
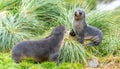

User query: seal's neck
[73,18,87,27]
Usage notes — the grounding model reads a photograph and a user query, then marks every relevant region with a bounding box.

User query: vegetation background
[0,0,120,69]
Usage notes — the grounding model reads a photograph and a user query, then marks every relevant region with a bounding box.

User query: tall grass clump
[58,37,93,65]
[59,40,86,63]
[0,12,39,51]
[19,0,63,28]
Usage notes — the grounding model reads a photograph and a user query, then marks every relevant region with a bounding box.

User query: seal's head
[52,25,66,36]
[74,9,85,20]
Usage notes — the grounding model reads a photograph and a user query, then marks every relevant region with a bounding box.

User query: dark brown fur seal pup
[12,25,66,64]
[70,9,102,46]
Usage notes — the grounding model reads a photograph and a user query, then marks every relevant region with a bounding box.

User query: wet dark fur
[70,9,102,46]
[12,26,66,64]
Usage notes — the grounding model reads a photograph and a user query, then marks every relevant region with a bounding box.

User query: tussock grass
[59,40,87,64]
